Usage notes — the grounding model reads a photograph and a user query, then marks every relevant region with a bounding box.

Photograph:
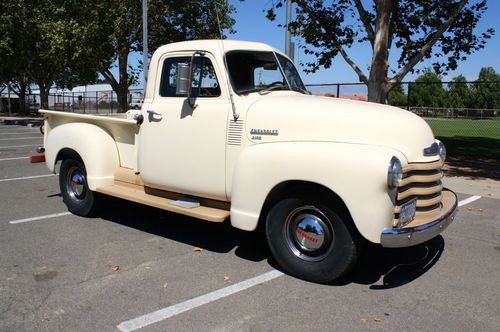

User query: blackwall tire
[59,159,98,217]
[265,198,359,283]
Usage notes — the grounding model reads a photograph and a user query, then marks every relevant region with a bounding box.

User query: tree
[387,84,407,107]
[447,75,470,109]
[0,1,35,114]
[471,67,500,109]
[266,0,494,103]
[409,70,447,108]
[95,0,236,112]
[0,0,101,110]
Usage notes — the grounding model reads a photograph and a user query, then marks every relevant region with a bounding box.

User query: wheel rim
[66,166,86,200]
[283,206,335,262]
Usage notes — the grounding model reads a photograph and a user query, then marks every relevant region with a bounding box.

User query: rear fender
[45,122,119,190]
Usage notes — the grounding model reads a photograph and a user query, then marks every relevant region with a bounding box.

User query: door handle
[146,110,162,122]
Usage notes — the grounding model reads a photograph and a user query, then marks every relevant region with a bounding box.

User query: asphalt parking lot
[0,122,499,332]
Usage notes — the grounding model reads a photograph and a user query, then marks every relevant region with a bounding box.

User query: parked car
[129,100,143,110]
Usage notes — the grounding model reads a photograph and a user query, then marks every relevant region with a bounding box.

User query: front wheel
[59,158,99,216]
[265,198,359,283]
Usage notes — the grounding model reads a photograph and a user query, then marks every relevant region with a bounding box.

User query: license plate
[399,198,417,227]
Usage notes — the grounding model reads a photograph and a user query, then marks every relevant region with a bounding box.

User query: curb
[0,118,43,127]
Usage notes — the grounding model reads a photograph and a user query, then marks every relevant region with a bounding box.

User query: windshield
[226,50,307,94]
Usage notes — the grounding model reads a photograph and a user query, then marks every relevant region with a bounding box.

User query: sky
[228,0,500,84]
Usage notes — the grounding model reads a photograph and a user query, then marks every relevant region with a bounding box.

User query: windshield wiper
[291,86,311,95]
[259,83,288,95]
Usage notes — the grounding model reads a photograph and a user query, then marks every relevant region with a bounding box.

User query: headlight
[387,156,403,189]
[437,140,446,162]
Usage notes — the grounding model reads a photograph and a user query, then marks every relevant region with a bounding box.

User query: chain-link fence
[0,88,144,115]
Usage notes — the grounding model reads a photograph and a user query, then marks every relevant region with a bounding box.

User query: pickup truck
[40,40,458,283]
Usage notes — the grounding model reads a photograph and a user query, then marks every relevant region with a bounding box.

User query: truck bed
[40,109,139,170]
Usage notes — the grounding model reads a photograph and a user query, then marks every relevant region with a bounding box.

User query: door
[138,52,229,201]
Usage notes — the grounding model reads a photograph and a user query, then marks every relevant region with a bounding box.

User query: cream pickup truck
[40,40,457,283]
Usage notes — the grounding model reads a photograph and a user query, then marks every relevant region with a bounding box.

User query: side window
[159,56,221,98]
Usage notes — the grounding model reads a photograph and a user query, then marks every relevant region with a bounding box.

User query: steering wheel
[200,87,213,96]
[266,81,284,88]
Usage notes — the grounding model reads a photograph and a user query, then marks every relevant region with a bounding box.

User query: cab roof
[154,39,284,57]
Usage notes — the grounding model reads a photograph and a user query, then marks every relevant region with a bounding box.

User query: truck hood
[245,93,436,162]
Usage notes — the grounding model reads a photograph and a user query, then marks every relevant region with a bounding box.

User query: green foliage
[0,0,103,109]
[409,70,447,107]
[470,67,500,109]
[387,84,407,106]
[447,75,470,108]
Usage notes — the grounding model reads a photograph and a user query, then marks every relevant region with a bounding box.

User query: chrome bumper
[381,189,458,248]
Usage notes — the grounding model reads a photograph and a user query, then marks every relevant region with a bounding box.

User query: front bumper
[381,189,458,248]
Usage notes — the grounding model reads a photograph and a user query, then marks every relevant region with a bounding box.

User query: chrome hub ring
[66,167,86,200]
[284,206,335,262]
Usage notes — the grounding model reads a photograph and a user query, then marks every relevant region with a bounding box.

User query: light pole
[143,0,148,96]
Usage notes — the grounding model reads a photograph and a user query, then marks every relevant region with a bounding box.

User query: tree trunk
[38,82,51,109]
[117,45,130,113]
[18,82,28,115]
[367,81,391,104]
[367,0,392,104]
[116,84,129,113]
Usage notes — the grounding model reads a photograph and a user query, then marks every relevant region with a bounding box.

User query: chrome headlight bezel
[387,156,403,189]
[437,140,446,162]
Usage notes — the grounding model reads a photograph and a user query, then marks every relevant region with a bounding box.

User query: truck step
[96,184,229,222]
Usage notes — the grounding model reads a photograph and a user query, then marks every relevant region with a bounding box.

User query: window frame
[157,53,223,99]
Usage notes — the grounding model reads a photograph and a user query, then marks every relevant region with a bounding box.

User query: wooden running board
[96,183,229,222]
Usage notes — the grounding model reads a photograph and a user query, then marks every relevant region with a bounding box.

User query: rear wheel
[59,158,99,216]
[265,197,359,283]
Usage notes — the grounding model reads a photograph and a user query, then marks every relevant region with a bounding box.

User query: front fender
[45,122,120,190]
[230,142,407,243]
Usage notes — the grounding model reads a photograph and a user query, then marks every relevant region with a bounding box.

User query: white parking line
[0,157,29,161]
[0,136,41,140]
[117,269,284,332]
[9,212,71,224]
[0,174,55,182]
[458,195,481,207]
[0,144,40,149]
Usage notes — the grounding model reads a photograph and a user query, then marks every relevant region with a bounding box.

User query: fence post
[336,84,340,98]
[407,82,412,111]
[96,92,98,114]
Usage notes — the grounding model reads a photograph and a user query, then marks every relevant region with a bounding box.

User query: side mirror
[175,51,205,109]
[175,63,190,96]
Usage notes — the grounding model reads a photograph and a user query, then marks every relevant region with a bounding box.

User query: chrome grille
[393,160,444,227]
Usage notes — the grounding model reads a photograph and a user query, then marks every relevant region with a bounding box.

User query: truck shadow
[333,236,445,289]
[99,199,445,289]
[99,199,269,262]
